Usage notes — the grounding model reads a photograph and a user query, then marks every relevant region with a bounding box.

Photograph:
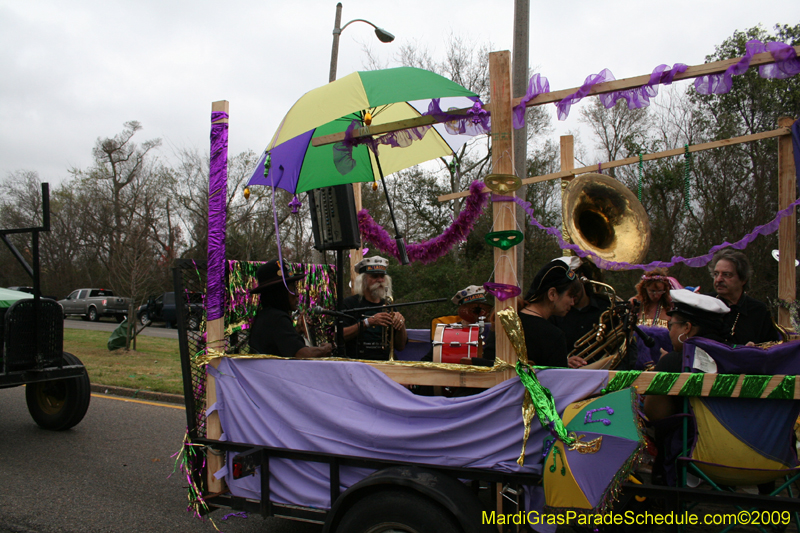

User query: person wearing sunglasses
[708,248,779,346]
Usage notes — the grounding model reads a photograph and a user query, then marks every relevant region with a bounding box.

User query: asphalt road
[0,386,321,533]
[63,317,179,340]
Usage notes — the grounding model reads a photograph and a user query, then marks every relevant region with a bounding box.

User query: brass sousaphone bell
[562,173,651,264]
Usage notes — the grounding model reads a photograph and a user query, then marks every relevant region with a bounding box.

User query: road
[63,317,178,340]
[0,387,321,533]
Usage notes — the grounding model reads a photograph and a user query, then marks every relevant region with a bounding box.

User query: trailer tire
[335,490,461,533]
[25,352,91,431]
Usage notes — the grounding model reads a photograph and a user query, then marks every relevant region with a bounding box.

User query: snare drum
[432,323,483,364]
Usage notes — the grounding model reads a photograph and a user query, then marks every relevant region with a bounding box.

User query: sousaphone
[562,173,650,264]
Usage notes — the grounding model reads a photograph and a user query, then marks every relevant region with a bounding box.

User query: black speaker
[307,184,360,251]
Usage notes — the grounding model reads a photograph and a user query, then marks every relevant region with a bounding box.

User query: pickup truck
[59,288,130,322]
[138,291,202,330]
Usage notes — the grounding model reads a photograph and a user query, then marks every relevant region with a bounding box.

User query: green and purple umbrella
[247,67,478,194]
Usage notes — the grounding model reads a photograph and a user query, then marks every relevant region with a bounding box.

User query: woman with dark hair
[480,259,584,368]
[631,268,675,327]
[248,260,333,358]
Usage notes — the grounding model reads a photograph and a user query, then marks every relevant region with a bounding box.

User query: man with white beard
[341,256,408,360]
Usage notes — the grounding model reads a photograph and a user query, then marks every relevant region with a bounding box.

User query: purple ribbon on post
[207,110,228,322]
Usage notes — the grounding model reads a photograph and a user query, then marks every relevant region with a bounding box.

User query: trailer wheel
[336,490,461,533]
[25,352,91,431]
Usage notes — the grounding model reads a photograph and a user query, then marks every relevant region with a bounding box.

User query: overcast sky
[0,0,797,187]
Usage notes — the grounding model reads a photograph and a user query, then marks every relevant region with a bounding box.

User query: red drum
[432,323,483,364]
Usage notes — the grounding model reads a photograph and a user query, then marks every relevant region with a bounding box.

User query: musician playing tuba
[341,256,408,360]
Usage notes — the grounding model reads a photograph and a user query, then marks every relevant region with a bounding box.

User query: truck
[1,184,91,430]
[59,288,130,322]
[137,291,203,330]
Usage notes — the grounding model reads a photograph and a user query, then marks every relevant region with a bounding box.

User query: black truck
[138,291,203,330]
[0,184,91,430]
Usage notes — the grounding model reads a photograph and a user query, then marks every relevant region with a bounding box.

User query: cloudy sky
[0,0,797,186]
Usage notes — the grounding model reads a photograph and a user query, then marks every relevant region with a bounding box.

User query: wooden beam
[560,135,575,255]
[313,47,800,148]
[437,126,792,201]
[777,117,797,329]
[513,46,800,108]
[367,363,800,400]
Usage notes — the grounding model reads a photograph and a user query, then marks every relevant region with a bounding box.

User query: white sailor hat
[553,255,582,271]
[355,256,389,275]
[668,289,729,330]
[452,285,488,306]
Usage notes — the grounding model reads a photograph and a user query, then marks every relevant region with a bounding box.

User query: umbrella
[0,287,33,308]
[542,388,645,512]
[247,67,478,195]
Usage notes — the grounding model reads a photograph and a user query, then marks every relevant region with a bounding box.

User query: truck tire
[335,490,461,533]
[25,352,91,431]
[87,307,99,322]
[140,312,151,327]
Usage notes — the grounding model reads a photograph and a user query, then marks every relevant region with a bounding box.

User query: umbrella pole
[374,154,410,265]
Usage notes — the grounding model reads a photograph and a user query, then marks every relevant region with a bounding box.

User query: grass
[63,329,184,395]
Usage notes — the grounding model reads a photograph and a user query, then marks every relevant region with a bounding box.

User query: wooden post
[349,183,363,295]
[559,135,575,255]
[489,51,517,369]
[777,116,797,329]
[206,100,228,494]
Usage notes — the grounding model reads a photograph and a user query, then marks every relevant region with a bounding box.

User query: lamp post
[327,2,394,297]
[329,2,394,83]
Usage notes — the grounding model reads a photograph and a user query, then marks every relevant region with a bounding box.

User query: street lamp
[329,2,394,82]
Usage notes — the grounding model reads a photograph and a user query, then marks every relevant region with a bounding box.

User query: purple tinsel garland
[358,180,489,264]
[501,194,800,272]
[207,111,228,322]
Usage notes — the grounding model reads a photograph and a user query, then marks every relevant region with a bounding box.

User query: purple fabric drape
[600,63,688,111]
[556,69,615,121]
[503,194,800,272]
[513,73,550,129]
[209,358,609,517]
[425,98,491,136]
[695,39,800,95]
[208,111,228,322]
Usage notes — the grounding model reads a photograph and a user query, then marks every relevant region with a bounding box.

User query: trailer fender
[323,465,494,533]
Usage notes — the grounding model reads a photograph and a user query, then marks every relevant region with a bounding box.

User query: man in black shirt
[248,260,333,358]
[340,256,407,360]
[708,249,779,345]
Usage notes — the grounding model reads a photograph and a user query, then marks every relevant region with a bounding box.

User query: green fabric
[107,319,130,351]
[709,373,739,397]
[645,372,680,395]
[679,373,704,396]
[566,389,640,441]
[516,362,575,445]
[602,370,642,394]
[767,376,796,400]
[740,375,771,398]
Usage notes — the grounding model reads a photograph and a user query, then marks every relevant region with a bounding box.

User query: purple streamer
[504,194,800,272]
[513,73,550,129]
[358,180,489,264]
[333,119,435,176]
[556,68,615,121]
[208,111,228,322]
[696,39,800,95]
[424,98,491,136]
[600,63,688,110]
